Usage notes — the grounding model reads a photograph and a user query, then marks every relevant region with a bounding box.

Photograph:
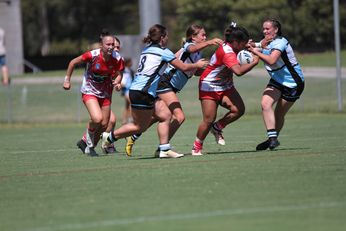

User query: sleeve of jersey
[118,58,125,72]
[184,42,194,52]
[271,38,286,52]
[223,52,238,68]
[81,51,92,62]
[162,48,176,62]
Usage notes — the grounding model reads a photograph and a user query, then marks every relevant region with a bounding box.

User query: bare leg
[159,91,185,141]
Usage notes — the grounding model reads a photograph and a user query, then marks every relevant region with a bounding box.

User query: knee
[157,110,172,122]
[237,104,245,117]
[261,100,272,112]
[203,116,215,126]
[232,105,245,118]
[91,114,103,124]
[174,112,185,124]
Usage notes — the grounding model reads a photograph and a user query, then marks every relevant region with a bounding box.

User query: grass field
[0,113,346,231]
[1,51,346,230]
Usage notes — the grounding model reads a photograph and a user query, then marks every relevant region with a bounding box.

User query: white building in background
[0,0,24,75]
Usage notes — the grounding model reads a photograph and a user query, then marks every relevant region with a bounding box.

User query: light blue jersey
[262,37,304,88]
[164,41,202,91]
[130,44,176,97]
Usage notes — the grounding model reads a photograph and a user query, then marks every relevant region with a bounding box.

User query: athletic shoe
[100,132,111,154]
[85,146,98,157]
[76,139,87,154]
[104,143,117,154]
[125,137,135,157]
[256,138,280,151]
[256,139,270,151]
[191,148,203,156]
[154,148,160,158]
[159,150,184,158]
[210,126,225,145]
[269,137,280,150]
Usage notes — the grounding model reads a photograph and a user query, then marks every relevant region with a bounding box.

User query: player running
[63,30,124,156]
[192,23,259,156]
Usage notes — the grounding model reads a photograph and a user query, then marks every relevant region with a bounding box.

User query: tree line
[22,0,346,56]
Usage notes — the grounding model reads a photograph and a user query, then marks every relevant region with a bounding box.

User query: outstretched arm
[170,58,208,72]
[187,38,223,53]
[63,55,84,90]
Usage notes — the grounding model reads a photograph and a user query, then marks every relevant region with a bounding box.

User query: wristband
[64,76,70,82]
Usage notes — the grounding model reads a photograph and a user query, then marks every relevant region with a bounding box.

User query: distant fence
[1,72,345,124]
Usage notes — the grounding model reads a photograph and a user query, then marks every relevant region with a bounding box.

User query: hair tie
[229,21,237,28]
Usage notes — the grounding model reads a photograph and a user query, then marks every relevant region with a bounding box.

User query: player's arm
[112,71,122,91]
[170,58,208,72]
[63,55,84,90]
[187,38,223,53]
[227,54,259,76]
[250,48,281,65]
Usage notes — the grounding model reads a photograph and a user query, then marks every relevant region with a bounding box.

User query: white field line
[20,201,346,231]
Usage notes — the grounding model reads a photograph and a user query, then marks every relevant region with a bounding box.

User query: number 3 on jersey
[137,55,147,72]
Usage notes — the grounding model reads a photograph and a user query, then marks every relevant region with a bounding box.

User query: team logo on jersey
[95,63,100,69]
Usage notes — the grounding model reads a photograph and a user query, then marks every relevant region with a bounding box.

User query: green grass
[1,71,345,123]
[296,50,346,67]
[0,114,345,231]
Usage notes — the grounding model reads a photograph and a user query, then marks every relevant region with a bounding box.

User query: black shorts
[129,90,156,110]
[267,79,305,102]
[157,73,179,94]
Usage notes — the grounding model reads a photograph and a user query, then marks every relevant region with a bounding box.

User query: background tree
[21,0,346,56]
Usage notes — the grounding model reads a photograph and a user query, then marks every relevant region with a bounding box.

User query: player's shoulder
[271,36,288,46]
[221,43,235,54]
[89,48,101,56]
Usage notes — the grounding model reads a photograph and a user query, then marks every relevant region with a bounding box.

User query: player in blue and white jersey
[101,24,208,158]
[248,18,305,151]
[125,24,222,157]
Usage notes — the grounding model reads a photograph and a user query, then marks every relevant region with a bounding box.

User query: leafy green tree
[22,0,139,55]
[174,0,346,51]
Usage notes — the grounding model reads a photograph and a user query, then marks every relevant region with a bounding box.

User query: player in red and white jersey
[63,30,124,156]
[192,23,259,156]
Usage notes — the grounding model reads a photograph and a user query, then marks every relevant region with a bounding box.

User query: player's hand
[113,83,122,91]
[246,39,255,48]
[63,76,71,90]
[196,58,209,69]
[209,38,223,46]
[261,35,273,48]
[63,81,71,90]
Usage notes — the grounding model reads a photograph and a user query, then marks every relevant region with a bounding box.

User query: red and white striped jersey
[80,49,124,99]
[199,43,239,92]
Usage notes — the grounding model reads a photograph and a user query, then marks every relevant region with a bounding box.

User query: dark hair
[143,24,167,44]
[185,24,204,42]
[99,29,114,43]
[224,24,249,43]
[264,18,282,36]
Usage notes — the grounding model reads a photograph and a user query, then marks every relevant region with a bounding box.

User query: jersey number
[137,55,147,72]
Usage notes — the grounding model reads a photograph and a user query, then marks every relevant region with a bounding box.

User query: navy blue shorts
[129,90,156,110]
[157,73,179,95]
[267,79,305,102]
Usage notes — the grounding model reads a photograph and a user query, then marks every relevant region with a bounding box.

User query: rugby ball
[237,50,253,64]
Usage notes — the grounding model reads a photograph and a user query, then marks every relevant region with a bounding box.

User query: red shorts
[199,87,235,102]
[82,94,111,107]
